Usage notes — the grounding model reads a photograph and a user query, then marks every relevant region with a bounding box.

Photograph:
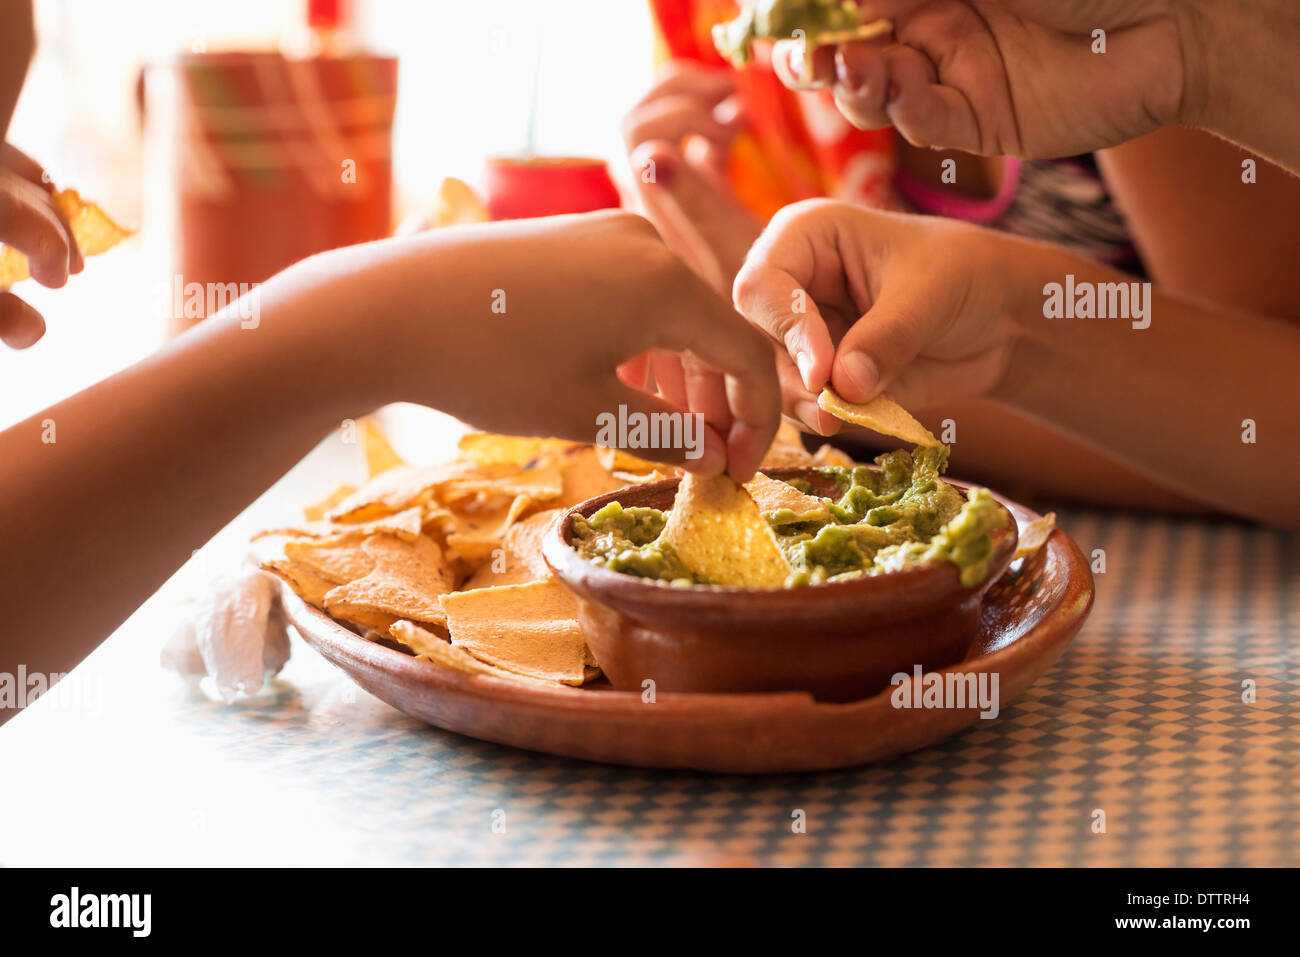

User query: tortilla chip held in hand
[0,189,134,290]
[661,473,791,587]
[817,387,940,448]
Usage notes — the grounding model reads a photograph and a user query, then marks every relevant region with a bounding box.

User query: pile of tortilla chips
[257,419,849,687]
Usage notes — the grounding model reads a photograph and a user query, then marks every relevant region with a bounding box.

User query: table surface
[1,407,1296,867]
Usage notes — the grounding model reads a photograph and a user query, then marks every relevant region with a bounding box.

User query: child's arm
[777,0,1300,176]
[1096,127,1300,318]
[0,212,780,685]
[734,200,1300,527]
[0,0,34,139]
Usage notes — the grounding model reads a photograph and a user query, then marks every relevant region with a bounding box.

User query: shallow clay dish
[282,494,1094,774]
[543,468,1017,702]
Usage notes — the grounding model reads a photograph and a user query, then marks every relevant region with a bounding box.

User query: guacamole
[714,0,863,66]
[570,446,1009,588]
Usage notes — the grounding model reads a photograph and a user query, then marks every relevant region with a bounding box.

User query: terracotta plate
[281,498,1094,773]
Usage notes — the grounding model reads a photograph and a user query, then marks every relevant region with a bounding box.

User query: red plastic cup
[147,51,397,337]
[481,156,622,220]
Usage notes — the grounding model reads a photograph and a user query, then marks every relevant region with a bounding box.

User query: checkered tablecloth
[1,506,1296,866]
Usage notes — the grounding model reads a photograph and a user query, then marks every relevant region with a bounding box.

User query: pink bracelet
[894,157,1022,224]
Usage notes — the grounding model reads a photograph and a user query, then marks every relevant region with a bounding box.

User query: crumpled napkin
[161,564,291,702]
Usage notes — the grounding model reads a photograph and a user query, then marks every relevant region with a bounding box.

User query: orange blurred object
[481,157,622,221]
[150,51,397,335]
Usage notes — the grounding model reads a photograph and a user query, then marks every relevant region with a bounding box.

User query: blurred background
[1,0,656,428]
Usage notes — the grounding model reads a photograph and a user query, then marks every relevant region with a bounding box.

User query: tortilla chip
[811,443,855,468]
[661,473,792,587]
[760,421,815,468]
[254,505,424,544]
[1013,512,1056,561]
[395,620,574,686]
[420,500,453,528]
[324,534,455,627]
[440,493,533,567]
[55,189,134,255]
[396,621,480,669]
[302,484,357,523]
[558,447,632,506]
[715,10,892,67]
[326,461,485,522]
[388,619,451,656]
[361,419,405,478]
[595,445,661,476]
[795,20,894,75]
[332,608,400,635]
[457,433,578,468]
[0,188,134,291]
[805,20,893,54]
[437,465,563,508]
[284,534,374,585]
[431,177,490,228]
[744,472,832,524]
[262,558,336,609]
[463,508,559,589]
[817,387,940,447]
[610,468,669,484]
[439,580,591,684]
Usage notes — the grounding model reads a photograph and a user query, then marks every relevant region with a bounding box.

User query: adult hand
[772,0,1208,159]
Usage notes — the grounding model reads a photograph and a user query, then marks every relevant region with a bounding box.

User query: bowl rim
[542,465,1019,604]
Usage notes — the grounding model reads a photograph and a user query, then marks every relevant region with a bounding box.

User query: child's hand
[0,143,83,348]
[771,0,1204,159]
[622,60,763,293]
[732,200,1019,432]
[298,211,782,481]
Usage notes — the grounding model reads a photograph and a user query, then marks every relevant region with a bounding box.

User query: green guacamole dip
[714,0,863,66]
[570,446,1009,589]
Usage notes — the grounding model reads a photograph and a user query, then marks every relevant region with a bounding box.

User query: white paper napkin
[161,564,291,702]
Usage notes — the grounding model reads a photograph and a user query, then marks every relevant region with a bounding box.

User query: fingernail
[795,350,816,391]
[689,441,726,476]
[839,351,879,400]
[794,400,822,433]
[787,42,806,80]
[632,144,675,187]
[836,56,863,93]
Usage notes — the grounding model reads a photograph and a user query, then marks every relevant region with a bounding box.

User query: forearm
[1193,0,1300,174]
[992,235,1299,528]
[0,0,34,138]
[0,254,395,685]
[1097,127,1300,317]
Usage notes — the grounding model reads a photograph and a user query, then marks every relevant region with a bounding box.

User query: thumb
[630,140,758,292]
[830,286,930,403]
[732,262,835,395]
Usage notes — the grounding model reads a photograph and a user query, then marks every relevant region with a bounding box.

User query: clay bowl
[543,467,1018,703]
